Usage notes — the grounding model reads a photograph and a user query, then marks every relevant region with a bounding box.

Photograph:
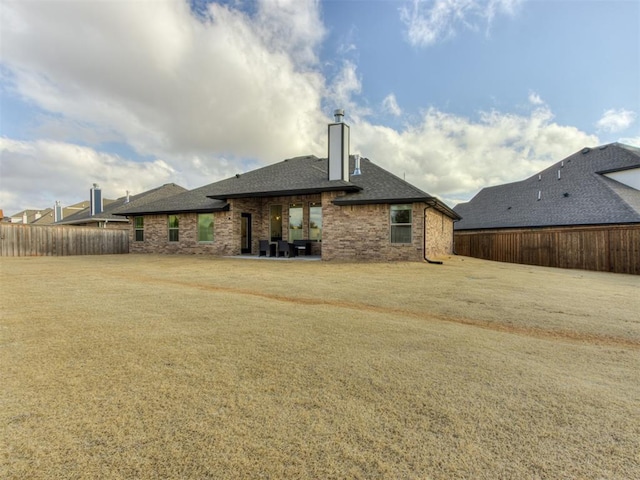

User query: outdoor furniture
[277,240,296,258]
[259,240,276,257]
[293,240,312,256]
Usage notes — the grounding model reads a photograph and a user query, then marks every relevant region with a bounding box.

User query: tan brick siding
[128,212,235,255]
[425,207,455,260]
[125,193,454,261]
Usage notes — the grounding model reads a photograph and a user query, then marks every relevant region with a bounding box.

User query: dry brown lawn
[1,254,639,479]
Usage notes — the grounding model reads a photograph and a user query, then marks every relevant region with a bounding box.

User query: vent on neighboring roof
[90,183,103,216]
[54,201,62,222]
[581,147,591,154]
[537,190,542,201]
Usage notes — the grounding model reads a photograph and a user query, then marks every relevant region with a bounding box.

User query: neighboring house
[9,209,53,224]
[32,201,95,225]
[115,112,460,262]
[453,143,640,273]
[8,202,101,225]
[58,183,187,229]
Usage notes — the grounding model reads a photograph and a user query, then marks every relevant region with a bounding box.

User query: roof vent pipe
[352,154,361,176]
[54,201,63,222]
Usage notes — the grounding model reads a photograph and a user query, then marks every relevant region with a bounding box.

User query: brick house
[57,183,187,229]
[115,112,460,262]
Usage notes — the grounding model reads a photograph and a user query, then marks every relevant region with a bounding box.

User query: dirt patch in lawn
[2,254,639,479]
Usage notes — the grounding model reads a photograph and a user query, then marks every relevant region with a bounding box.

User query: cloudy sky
[1,0,638,215]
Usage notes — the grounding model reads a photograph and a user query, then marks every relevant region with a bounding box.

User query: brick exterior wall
[126,193,454,261]
[128,212,236,255]
[425,206,455,260]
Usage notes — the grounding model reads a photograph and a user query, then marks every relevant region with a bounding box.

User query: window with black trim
[197,213,214,242]
[270,205,282,242]
[309,202,322,241]
[134,216,144,241]
[289,203,303,241]
[390,204,412,244]
[168,215,179,242]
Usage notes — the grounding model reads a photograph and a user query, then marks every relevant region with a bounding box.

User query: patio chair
[277,240,296,258]
[259,240,275,257]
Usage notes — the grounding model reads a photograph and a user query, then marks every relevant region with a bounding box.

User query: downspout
[423,202,443,265]
[452,219,460,255]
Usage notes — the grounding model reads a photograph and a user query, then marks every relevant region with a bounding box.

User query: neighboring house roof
[9,209,53,224]
[454,143,640,230]
[32,201,96,225]
[59,183,187,225]
[115,155,460,219]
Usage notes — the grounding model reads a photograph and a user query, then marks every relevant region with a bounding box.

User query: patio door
[241,213,252,254]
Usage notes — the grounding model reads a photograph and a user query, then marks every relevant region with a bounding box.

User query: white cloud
[400,0,522,47]
[596,108,637,133]
[325,60,370,121]
[0,138,180,213]
[0,0,601,217]
[1,0,328,163]
[528,91,544,106]
[352,105,598,206]
[618,136,640,148]
[382,94,402,117]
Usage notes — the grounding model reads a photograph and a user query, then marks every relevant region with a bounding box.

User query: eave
[207,185,362,200]
[114,204,230,217]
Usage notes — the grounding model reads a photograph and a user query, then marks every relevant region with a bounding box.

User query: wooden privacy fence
[454,225,640,275]
[1,224,129,257]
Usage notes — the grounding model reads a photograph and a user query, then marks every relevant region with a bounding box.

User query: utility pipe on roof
[423,203,443,265]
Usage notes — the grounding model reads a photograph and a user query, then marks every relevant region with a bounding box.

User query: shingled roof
[116,154,460,219]
[454,143,640,230]
[59,183,187,225]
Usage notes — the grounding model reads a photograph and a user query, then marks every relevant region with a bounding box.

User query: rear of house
[116,113,459,261]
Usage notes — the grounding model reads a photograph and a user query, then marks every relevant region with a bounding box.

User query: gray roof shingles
[454,143,640,230]
[59,183,187,224]
[116,155,460,219]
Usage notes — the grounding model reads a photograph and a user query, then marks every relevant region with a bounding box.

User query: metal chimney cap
[334,109,345,122]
